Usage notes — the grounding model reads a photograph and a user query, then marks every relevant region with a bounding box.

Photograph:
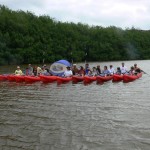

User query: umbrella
[50,60,71,76]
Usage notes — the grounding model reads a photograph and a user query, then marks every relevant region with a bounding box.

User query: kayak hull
[112,74,123,82]
[40,75,57,83]
[57,77,72,84]
[123,73,142,83]
[15,75,25,82]
[7,75,16,82]
[84,76,96,83]
[0,75,8,81]
[24,76,41,83]
[72,76,84,83]
[96,76,113,83]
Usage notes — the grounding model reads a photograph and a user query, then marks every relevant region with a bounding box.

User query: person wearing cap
[64,66,73,77]
[15,66,23,76]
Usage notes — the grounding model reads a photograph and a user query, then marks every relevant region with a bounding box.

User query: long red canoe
[57,77,72,84]
[96,75,113,83]
[40,75,57,83]
[24,76,41,83]
[84,76,97,83]
[15,75,25,82]
[72,76,84,83]
[112,74,123,82]
[0,75,8,81]
[7,75,16,82]
[123,73,142,83]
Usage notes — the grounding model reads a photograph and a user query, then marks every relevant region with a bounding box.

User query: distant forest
[0,5,150,65]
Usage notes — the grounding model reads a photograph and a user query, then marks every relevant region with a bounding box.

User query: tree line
[0,5,150,65]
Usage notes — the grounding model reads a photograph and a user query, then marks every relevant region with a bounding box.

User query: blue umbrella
[50,60,71,76]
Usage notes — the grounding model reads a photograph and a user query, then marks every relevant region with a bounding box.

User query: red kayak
[96,75,113,83]
[72,76,84,83]
[57,77,72,84]
[7,75,16,82]
[40,75,57,83]
[84,76,96,83]
[112,74,123,82]
[15,75,25,82]
[0,75,8,81]
[24,76,41,83]
[123,73,142,83]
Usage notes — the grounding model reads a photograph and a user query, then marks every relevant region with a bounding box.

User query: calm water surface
[0,60,150,150]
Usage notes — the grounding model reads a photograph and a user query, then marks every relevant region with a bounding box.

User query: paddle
[141,70,149,75]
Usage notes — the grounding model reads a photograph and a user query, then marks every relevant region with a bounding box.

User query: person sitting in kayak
[64,66,73,77]
[120,62,128,74]
[134,63,141,73]
[43,64,50,73]
[15,66,23,76]
[87,70,93,76]
[92,67,97,76]
[85,66,90,75]
[33,66,37,76]
[100,66,111,76]
[37,66,42,76]
[78,66,85,76]
[41,67,49,75]
[109,65,115,75]
[85,67,93,76]
[115,67,121,75]
[96,65,101,75]
[33,66,42,76]
[128,66,135,75]
[28,64,33,75]
[85,63,91,75]
[86,67,97,76]
[72,64,79,75]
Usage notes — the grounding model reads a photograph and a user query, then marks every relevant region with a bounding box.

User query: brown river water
[0,60,150,150]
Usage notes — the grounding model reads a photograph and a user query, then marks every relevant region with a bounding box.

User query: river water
[0,60,150,150]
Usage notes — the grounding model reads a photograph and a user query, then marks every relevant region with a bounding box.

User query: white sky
[1,0,150,30]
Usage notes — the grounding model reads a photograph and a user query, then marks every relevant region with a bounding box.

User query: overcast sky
[1,0,150,30]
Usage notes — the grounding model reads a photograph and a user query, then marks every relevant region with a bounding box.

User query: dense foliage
[0,5,150,65]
